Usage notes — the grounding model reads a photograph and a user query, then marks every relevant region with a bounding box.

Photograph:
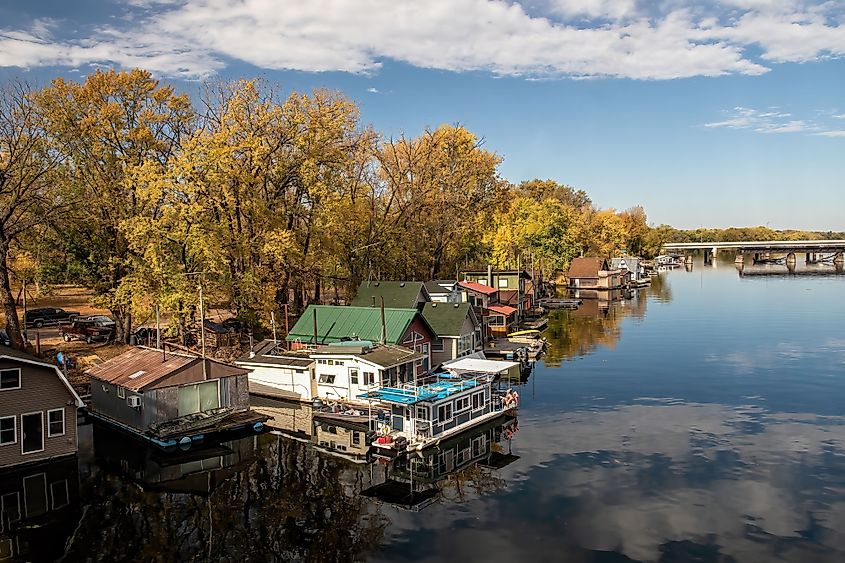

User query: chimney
[487,264,492,287]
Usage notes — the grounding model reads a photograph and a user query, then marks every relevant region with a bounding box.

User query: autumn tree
[33,69,194,341]
[0,81,66,349]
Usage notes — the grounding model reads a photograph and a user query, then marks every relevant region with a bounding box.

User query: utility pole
[22,278,28,344]
[198,283,207,380]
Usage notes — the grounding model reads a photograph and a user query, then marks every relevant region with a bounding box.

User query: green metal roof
[421,302,475,338]
[350,281,428,308]
[286,305,419,345]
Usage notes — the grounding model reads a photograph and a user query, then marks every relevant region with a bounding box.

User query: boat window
[455,397,470,412]
[416,406,429,420]
[363,371,374,385]
[472,391,484,410]
[352,432,361,445]
[350,369,359,384]
[437,403,453,422]
[319,374,336,384]
[117,386,125,399]
[177,380,220,416]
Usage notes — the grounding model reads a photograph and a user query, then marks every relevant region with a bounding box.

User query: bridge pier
[834,252,844,266]
[734,253,745,265]
[786,252,796,266]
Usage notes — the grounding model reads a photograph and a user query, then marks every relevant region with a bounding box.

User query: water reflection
[362,416,518,511]
[0,456,80,562]
[543,283,656,366]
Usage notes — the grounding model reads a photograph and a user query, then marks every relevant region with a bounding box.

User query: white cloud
[366,87,381,94]
[704,106,845,137]
[0,0,842,80]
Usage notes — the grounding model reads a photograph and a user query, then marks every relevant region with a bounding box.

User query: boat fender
[253,421,264,433]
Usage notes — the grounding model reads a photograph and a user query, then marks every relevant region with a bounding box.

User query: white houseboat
[358,368,520,452]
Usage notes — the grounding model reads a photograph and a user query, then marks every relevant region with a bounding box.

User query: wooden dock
[538,298,582,309]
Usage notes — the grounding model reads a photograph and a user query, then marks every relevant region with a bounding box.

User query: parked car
[0,329,10,347]
[25,307,80,328]
[85,315,116,327]
[132,326,161,345]
[60,318,113,344]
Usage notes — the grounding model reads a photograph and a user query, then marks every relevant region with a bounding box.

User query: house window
[350,369,359,384]
[335,360,344,366]
[0,368,21,391]
[472,391,484,410]
[437,403,453,422]
[327,359,334,365]
[459,334,473,355]
[478,278,488,286]
[318,359,327,365]
[498,278,508,288]
[352,432,361,445]
[455,396,470,412]
[50,480,69,509]
[319,374,336,384]
[117,386,126,399]
[432,338,444,352]
[47,409,65,437]
[363,371,374,385]
[0,416,15,445]
[488,315,504,327]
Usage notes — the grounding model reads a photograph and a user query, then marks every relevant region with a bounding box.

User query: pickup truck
[60,318,113,344]
[25,307,81,328]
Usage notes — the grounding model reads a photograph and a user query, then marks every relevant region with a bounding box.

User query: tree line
[2,69,838,349]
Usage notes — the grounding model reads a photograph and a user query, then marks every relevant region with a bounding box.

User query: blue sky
[1,0,844,230]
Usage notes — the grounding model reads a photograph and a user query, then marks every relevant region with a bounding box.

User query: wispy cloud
[704,106,845,137]
[0,0,843,80]
[366,87,381,94]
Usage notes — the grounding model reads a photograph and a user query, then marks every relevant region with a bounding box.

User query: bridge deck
[663,240,845,253]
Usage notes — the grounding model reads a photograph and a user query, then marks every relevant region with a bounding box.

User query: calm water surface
[14,258,845,562]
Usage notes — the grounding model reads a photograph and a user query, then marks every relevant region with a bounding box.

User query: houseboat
[85,347,267,449]
[357,370,519,453]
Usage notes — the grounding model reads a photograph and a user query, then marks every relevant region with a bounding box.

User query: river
[7,257,845,562]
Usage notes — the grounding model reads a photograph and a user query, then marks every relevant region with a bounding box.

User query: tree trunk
[0,240,26,350]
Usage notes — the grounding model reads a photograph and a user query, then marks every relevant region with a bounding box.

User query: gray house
[86,347,264,447]
[421,302,481,366]
[0,346,84,469]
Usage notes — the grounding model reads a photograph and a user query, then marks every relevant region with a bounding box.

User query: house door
[21,412,44,454]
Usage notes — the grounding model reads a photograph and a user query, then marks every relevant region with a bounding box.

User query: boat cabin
[86,347,263,447]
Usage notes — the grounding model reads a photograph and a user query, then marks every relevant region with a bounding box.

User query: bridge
[662,240,845,267]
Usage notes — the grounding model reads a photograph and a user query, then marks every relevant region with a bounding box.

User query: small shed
[86,347,263,446]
